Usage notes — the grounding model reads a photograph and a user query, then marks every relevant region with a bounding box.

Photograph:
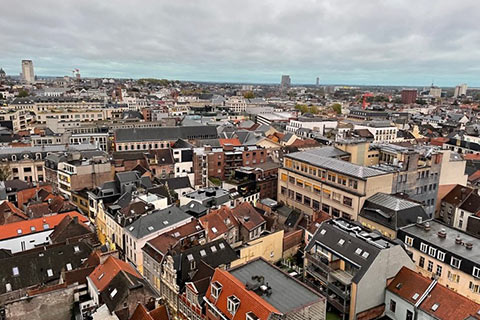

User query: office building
[21,59,35,84]
[401,89,418,104]
[281,74,291,90]
[454,83,468,98]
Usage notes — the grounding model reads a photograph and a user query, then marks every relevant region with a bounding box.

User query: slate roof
[171,238,237,289]
[115,126,218,143]
[359,192,429,231]
[0,241,93,294]
[459,192,480,214]
[306,219,398,283]
[158,177,192,190]
[286,149,388,179]
[126,206,192,239]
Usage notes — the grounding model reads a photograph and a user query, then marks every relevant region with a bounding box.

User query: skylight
[148,226,154,231]
[211,246,217,252]
[30,226,36,232]
[17,229,22,235]
[200,250,207,257]
[355,248,363,255]
[129,226,134,231]
[187,254,194,261]
[47,269,53,277]
[74,246,80,253]
[219,243,225,249]
[98,273,105,280]
[431,303,439,311]
[212,227,218,234]
[163,220,169,225]
[320,229,326,235]
[12,267,19,276]
[43,223,49,230]
[110,288,118,298]
[66,263,72,271]
[338,239,345,246]
[412,293,419,300]
[362,251,370,259]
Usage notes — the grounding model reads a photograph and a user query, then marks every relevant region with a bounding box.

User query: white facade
[286,119,337,135]
[225,96,247,113]
[0,230,51,253]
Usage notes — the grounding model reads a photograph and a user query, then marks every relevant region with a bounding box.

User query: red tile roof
[16,185,53,208]
[388,267,480,320]
[88,255,140,292]
[0,201,28,225]
[0,211,88,241]
[231,202,265,231]
[200,206,239,241]
[219,138,242,147]
[205,268,280,320]
[130,304,169,320]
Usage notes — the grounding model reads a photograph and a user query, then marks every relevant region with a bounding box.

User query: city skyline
[1,0,479,86]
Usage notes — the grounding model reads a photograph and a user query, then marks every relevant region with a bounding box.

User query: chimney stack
[437,228,446,238]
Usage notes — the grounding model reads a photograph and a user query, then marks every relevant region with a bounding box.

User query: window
[420,242,428,253]
[405,236,413,246]
[428,247,437,257]
[47,269,53,277]
[338,239,345,246]
[12,267,19,276]
[469,281,480,293]
[389,299,396,312]
[427,261,433,272]
[406,310,413,320]
[419,256,425,268]
[246,312,259,320]
[451,257,462,269]
[343,196,352,207]
[437,251,445,262]
[211,281,222,299]
[436,265,442,277]
[227,296,240,315]
[473,267,480,279]
[448,271,460,283]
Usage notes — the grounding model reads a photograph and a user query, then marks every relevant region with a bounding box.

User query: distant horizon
[3,72,475,90]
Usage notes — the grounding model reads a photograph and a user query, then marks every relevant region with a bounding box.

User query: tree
[243,91,255,99]
[331,103,342,114]
[0,164,11,181]
[17,90,29,97]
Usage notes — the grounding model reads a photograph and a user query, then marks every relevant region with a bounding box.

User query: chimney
[417,216,423,224]
[424,222,431,231]
[437,228,446,238]
[455,235,462,245]
[466,242,473,250]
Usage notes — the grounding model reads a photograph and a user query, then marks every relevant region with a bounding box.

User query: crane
[362,92,374,109]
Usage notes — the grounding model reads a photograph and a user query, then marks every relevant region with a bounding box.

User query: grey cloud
[1,0,479,85]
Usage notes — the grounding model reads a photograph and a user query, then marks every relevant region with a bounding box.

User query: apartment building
[436,184,480,231]
[370,145,442,217]
[124,206,193,273]
[278,148,393,221]
[286,116,337,136]
[225,96,247,113]
[304,218,414,320]
[205,258,326,320]
[0,144,98,183]
[398,219,480,303]
[353,121,398,143]
[0,109,30,132]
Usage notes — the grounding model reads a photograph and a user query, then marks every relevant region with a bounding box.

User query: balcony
[306,252,333,273]
[328,295,350,314]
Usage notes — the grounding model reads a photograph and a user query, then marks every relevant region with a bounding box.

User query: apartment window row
[284,161,359,190]
[415,183,437,195]
[418,257,443,277]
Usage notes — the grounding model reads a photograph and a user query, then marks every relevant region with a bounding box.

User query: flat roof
[230,259,323,314]
[286,149,388,179]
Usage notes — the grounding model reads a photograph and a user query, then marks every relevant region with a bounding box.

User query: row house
[398,219,480,303]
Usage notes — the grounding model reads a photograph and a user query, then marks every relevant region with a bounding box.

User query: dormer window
[227,295,240,315]
[211,281,222,299]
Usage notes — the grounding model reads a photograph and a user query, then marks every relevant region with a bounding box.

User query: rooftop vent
[455,236,462,245]
[437,228,447,238]
[417,216,423,224]
[466,242,473,250]
[424,222,431,231]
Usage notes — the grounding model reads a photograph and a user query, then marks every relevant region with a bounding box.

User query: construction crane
[362,92,374,109]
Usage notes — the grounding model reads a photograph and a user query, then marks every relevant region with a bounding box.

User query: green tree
[17,90,29,97]
[330,103,342,114]
[243,91,255,99]
[0,164,11,181]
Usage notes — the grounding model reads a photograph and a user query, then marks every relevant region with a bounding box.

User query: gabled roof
[0,211,88,241]
[0,241,93,294]
[442,184,474,207]
[48,215,93,243]
[129,304,169,320]
[387,267,480,320]
[158,176,192,190]
[459,192,480,214]
[88,255,141,292]
[199,206,239,240]
[0,201,28,225]
[231,202,265,231]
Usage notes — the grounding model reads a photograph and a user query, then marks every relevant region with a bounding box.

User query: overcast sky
[1,0,479,86]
